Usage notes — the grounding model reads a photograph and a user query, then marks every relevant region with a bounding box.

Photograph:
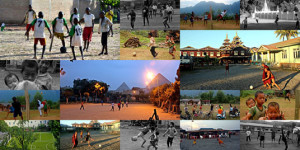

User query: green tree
[48,120,60,150]
[31,92,43,109]
[215,90,226,103]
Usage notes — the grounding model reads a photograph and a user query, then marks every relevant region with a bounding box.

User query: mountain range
[180,1,240,16]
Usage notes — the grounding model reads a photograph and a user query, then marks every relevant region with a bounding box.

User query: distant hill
[181,1,240,16]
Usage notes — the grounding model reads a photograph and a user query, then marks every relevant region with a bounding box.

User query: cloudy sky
[181,0,239,8]
[181,120,240,131]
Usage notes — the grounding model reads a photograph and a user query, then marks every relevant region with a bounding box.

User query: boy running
[149,33,158,59]
[68,18,84,60]
[163,6,170,29]
[23,5,37,40]
[52,11,69,49]
[127,10,136,30]
[25,12,52,59]
[163,122,177,148]
[165,35,175,59]
[80,101,84,110]
[80,7,95,52]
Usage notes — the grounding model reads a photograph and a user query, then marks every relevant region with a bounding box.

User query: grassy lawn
[240,92,296,120]
[30,132,55,150]
[120,30,180,60]
[180,103,240,120]
[180,20,240,30]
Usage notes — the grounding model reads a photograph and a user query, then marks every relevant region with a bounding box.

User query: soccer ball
[99,144,102,147]
[133,52,136,57]
[250,85,253,90]
[60,47,67,53]
[131,136,138,141]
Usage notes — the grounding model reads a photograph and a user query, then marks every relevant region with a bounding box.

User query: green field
[30,132,56,150]
[180,103,240,120]
[180,20,240,30]
[240,93,296,120]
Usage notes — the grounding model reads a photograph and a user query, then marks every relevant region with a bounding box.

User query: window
[197,52,201,56]
[183,52,187,56]
[210,52,214,56]
[234,51,238,55]
[190,52,194,56]
[294,48,300,58]
[217,52,220,56]
[282,50,287,59]
[241,51,245,56]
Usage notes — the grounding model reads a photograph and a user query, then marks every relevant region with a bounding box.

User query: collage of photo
[0,0,300,150]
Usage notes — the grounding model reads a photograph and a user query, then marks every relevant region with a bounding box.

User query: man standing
[246,129,251,142]
[23,5,37,40]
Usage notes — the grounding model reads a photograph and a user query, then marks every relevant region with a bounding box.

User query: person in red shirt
[118,102,121,111]
[72,131,78,149]
[80,101,84,110]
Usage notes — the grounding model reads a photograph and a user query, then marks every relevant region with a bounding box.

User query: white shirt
[153,5,157,10]
[33,18,47,38]
[71,25,83,47]
[98,17,112,33]
[54,18,66,33]
[246,131,251,136]
[83,13,95,27]
[28,11,34,24]
[1,23,5,27]
[71,14,80,25]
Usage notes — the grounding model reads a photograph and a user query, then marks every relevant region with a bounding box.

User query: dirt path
[120,47,180,60]
[181,64,300,90]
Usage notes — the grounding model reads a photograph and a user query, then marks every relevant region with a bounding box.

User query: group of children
[242,91,285,120]
[4,60,53,90]
[131,121,177,150]
[23,5,114,60]
[72,130,95,149]
[110,101,128,111]
[148,32,176,59]
[126,3,174,29]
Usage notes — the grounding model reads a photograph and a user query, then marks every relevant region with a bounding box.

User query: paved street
[60,103,179,120]
[0,24,120,60]
[121,9,180,30]
[181,64,300,90]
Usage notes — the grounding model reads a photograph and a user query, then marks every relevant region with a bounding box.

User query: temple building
[256,37,300,68]
[72,120,101,130]
[180,33,251,64]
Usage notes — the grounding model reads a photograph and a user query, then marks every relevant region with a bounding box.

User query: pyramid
[146,73,171,89]
[115,82,130,92]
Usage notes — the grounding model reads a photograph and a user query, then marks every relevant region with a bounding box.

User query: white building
[5,120,49,128]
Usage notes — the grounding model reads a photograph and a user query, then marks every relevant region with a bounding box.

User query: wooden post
[25,89,30,120]
[295,90,300,120]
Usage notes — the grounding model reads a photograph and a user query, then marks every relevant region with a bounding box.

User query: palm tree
[275,30,299,41]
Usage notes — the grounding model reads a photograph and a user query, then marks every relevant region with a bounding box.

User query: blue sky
[181,120,240,131]
[0,90,59,102]
[60,60,179,90]
[61,120,116,126]
[180,30,293,49]
[181,0,239,8]
[180,90,240,97]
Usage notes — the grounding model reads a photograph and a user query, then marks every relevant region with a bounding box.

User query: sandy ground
[240,96,296,120]
[60,103,179,120]
[0,69,60,90]
[240,16,299,30]
[120,47,180,60]
[181,64,300,90]
[121,9,180,30]
[0,24,120,60]
[240,131,300,150]
[120,126,180,150]
[180,103,240,120]
[180,135,240,150]
[0,109,60,120]
[180,20,240,30]
[60,131,120,150]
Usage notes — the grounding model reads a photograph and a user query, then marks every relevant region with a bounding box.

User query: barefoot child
[98,11,113,56]
[163,122,177,148]
[4,73,19,90]
[162,6,170,29]
[165,35,175,59]
[36,60,53,90]
[80,101,84,110]
[147,131,159,150]
[127,10,136,30]
[23,5,37,40]
[52,11,69,49]
[242,91,267,120]
[148,33,158,59]
[132,124,151,148]
[68,18,84,60]
[81,131,94,147]
[80,7,95,52]
[25,12,52,59]
[12,97,23,120]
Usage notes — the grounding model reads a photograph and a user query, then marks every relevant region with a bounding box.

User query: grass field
[180,20,240,30]
[30,132,56,150]
[240,93,296,120]
[180,103,240,120]
[120,30,180,60]
[0,109,60,120]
